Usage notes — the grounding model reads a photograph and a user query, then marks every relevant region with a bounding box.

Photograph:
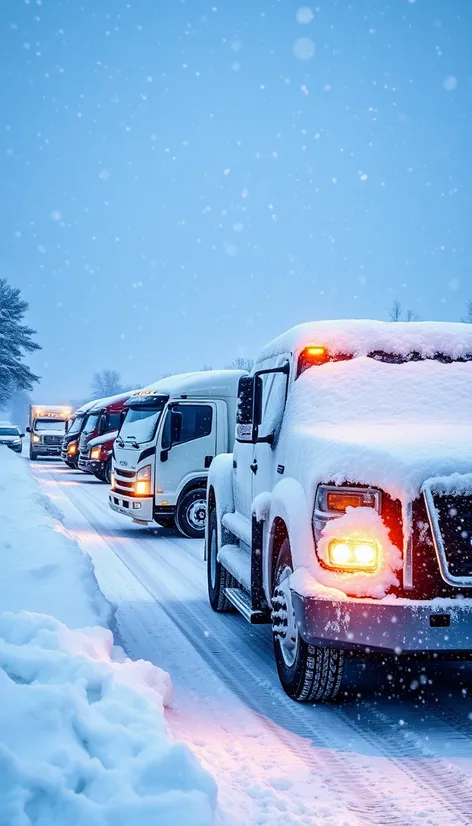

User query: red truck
[77,392,132,477]
[79,429,117,483]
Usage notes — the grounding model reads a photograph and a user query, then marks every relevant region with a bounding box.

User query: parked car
[0,422,24,453]
[206,320,472,702]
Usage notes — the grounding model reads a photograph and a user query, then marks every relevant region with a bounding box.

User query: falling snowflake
[296,7,314,24]
[293,37,315,61]
[443,75,457,91]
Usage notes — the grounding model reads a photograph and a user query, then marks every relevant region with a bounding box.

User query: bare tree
[225,357,254,372]
[388,301,419,322]
[200,364,213,371]
[389,300,402,322]
[91,369,123,398]
[461,300,472,323]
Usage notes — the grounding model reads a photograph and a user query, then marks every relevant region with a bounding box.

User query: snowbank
[0,448,217,826]
[0,446,109,628]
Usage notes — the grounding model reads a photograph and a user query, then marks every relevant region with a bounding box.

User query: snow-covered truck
[206,320,472,702]
[61,400,99,467]
[80,429,118,483]
[27,404,72,460]
[77,392,132,474]
[109,371,246,538]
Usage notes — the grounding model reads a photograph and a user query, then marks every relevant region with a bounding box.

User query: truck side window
[106,412,122,432]
[162,404,213,450]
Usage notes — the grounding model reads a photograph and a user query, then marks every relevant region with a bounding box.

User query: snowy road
[32,459,472,826]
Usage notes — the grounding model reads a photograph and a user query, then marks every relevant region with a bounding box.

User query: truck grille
[115,468,136,479]
[44,435,62,445]
[431,493,472,579]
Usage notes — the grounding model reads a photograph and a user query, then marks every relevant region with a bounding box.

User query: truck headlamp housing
[90,447,101,460]
[134,464,151,496]
[68,441,78,455]
[313,484,382,547]
[32,434,41,444]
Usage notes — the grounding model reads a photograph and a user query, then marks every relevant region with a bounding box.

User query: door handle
[250,460,258,474]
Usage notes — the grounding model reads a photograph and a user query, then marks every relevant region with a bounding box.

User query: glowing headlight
[328,539,379,571]
[68,441,78,455]
[134,464,151,496]
[32,434,41,443]
[90,447,101,460]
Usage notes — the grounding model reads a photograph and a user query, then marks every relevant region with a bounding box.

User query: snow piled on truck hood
[0,448,216,826]
[280,356,472,505]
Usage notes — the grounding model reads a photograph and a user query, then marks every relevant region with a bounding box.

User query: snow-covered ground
[0,447,216,826]
[26,457,472,826]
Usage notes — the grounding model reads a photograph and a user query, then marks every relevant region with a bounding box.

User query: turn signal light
[328,539,378,571]
[135,480,150,496]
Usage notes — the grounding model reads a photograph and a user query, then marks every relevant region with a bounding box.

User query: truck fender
[262,477,314,602]
[176,474,208,507]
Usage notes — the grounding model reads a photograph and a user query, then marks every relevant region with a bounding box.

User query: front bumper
[31,445,61,456]
[79,457,105,476]
[292,591,472,654]
[109,491,154,522]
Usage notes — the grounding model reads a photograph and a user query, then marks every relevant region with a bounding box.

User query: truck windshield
[35,419,66,432]
[83,413,101,435]
[120,404,165,445]
[0,427,19,436]
[67,416,84,436]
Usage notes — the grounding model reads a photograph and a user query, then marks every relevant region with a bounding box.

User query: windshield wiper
[124,435,140,449]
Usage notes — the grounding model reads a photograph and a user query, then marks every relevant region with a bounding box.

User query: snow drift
[0,448,217,826]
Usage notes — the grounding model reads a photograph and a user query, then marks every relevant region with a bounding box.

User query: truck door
[252,360,289,503]
[158,402,217,502]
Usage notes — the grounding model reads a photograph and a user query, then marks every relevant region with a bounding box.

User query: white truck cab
[109,370,246,538]
[206,320,472,702]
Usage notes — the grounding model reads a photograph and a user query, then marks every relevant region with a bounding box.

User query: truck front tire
[272,539,345,703]
[207,508,236,612]
[29,451,37,461]
[175,487,207,539]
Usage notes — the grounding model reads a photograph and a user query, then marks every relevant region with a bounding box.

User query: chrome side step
[224,587,270,624]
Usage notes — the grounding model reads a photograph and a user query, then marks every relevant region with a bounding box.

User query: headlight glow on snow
[328,539,378,571]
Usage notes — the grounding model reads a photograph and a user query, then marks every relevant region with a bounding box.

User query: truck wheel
[207,507,235,612]
[29,451,37,461]
[272,539,344,703]
[175,487,207,539]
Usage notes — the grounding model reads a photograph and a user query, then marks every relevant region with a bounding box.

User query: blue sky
[1,0,471,400]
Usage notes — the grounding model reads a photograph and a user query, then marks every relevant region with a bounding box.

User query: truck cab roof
[88,391,134,414]
[127,370,246,407]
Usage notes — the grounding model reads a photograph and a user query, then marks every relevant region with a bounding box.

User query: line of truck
[28,318,472,702]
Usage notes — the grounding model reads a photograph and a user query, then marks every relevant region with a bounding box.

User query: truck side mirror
[236,376,257,443]
[26,427,31,433]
